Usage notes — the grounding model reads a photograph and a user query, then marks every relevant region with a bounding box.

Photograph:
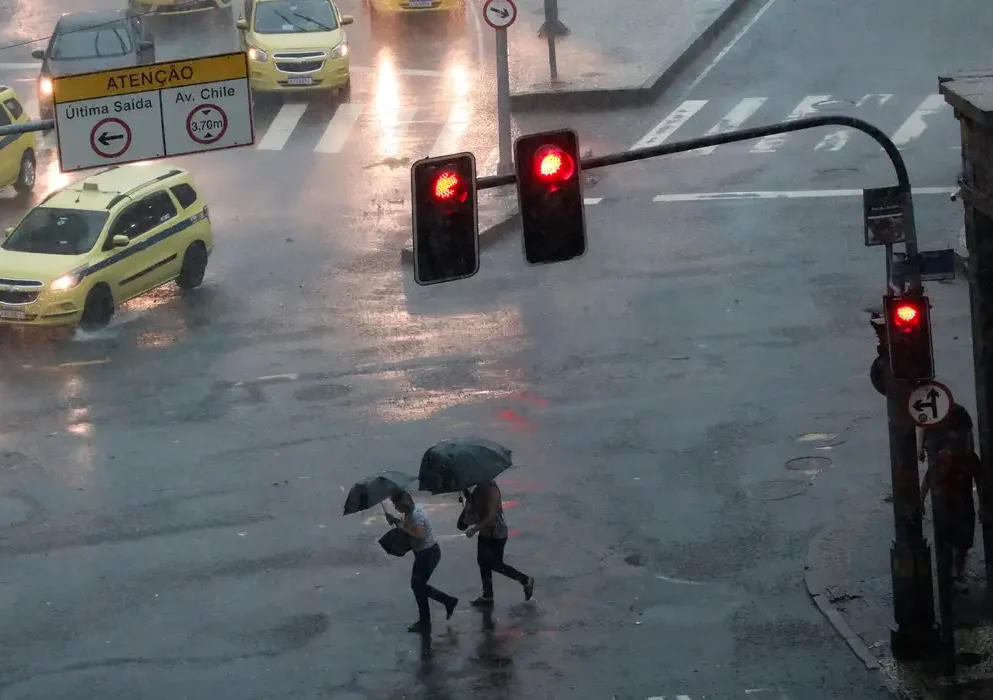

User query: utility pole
[940,75,993,605]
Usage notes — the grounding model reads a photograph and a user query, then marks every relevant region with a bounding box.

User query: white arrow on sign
[483,0,517,29]
[907,380,954,428]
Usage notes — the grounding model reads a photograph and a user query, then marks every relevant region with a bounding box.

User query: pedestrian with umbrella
[419,438,535,608]
[343,472,458,634]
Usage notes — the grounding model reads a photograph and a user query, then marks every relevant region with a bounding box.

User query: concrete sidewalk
[804,275,993,700]
[507,0,755,111]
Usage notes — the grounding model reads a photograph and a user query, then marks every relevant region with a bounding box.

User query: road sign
[90,117,131,158]
[52,52,253,172]
[484,0,517,29]
[907,380,954,427]
[863,185,908,247]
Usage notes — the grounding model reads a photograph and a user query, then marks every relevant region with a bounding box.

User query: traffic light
[411,153,479,286]
[514,129,587,265]
[883,294,935,382]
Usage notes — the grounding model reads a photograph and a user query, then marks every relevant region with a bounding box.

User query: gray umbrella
[417,437,513,495]
[343,471,417,515]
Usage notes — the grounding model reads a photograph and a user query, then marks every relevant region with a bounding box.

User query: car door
[0,104,15,186]
[104,190,180,300]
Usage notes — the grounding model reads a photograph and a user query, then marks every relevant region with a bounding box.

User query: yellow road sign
[53,52,248,104]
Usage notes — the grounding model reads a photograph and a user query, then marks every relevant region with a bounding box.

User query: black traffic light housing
[883,294,935,382]
[514,129,587,265]
[411,152,479,286]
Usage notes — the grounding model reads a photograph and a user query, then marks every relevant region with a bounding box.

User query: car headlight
[39,76,53,96]
[247,46,267,62]
[50,267,86,291]
[330,41,348,59]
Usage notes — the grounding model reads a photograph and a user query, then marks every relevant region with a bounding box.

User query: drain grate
[785,456,833,471]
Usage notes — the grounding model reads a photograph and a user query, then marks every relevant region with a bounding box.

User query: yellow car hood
[0,249,88,284]
[250,29,345,52]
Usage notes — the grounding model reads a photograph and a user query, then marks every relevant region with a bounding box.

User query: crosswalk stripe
[751,95,830,153]
[892,94,947,146]
[814,94,893,152]
[256,102,307,151]
[429,104,472,157]
[375,106,417,158]
[314,103,362,154]
[695,97,766,155]
[632,100,708,150]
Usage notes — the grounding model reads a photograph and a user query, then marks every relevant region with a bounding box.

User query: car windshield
[50,24,132,60]
[254,0,338,33]
[3,208,109,256]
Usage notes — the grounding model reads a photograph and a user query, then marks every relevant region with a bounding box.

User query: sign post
[52,51,254,172]
[483,0,516,175]
[537,0,569,82]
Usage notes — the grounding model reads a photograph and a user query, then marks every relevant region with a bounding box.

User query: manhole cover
[293,384,352,402]
[744,479,808,501]
[785,456,833,471]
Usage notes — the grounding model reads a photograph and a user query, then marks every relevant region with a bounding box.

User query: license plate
[286,76,314,86]
[0,309,26,320]
[409,0,432,6]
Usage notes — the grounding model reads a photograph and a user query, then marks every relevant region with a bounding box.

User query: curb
[400,208,521,266]
[508,0,755,113]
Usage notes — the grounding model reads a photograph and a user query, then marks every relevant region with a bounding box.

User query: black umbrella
[417,437,513,495]
[343,471,417,515]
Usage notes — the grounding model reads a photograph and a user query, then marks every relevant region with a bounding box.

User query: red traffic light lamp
[892,301,921,331]
[534,145,575,182]
[432,170,466,203]
[882,295,934,382]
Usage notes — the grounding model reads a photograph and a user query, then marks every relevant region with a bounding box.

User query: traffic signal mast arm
[476,114,923,290]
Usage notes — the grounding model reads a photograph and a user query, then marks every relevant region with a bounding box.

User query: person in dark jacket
[461,480,534,607]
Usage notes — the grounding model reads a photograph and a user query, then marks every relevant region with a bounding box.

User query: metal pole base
[538,19,569,38]
[890,541,939,661]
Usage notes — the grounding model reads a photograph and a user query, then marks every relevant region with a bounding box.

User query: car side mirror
[112,235,130,248]
[3,227,12,238]
[236,18,248,30]
[139,40,154,52]
[341,14,354,25]
[31,49,44,60]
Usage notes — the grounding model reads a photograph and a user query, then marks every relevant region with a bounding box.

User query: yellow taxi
[237,0,353,100]
[129,0,234,22]
[0,86,38,199]
[368,0,465,16]
[0,164,212,330]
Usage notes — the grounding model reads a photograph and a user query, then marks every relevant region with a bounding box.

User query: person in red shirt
[921,403,984,582]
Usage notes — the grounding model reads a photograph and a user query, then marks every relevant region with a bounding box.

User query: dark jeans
[411,544,454,624]
[478,537,528,598]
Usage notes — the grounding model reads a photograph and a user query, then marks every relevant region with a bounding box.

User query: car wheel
[80,285,114,330]
[13,151,36,196]
[176,242,208,290]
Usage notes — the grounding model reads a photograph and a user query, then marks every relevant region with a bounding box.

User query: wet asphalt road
[0,0,974,698]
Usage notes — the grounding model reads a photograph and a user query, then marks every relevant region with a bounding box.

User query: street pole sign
[863,185,908,247]
[907,380,954,428]
[52,51,254,172]
[483,0,516,175]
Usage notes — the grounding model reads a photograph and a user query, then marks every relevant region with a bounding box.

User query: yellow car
[0,164,213,329]
[0,85,38,199]
[368,0,465,16]
[129,0,234,22]
[238,0,353,100]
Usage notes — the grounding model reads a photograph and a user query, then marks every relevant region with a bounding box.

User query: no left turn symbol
[186,103,228,145]
[90,117,132,159]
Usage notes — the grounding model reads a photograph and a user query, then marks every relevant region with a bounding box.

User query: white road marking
[468,0,485,65]
[632,100,708,149]
[855,93,893,108]
[892,94,948,146]
[256,373,300,382]
[429,105,472,157]
[256,102,307,151]
[816,95,893,151]
[653,187,956,202]
[695,97,767,155]
[751,95,830,152]
[314,103,362,154]
[684,0,779,93]
[0,62,40,70]
[583,197,603,205]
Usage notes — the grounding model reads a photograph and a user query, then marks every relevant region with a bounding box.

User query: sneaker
[524,576,535,601]
[470,595,494,607]
[445,597,458,620]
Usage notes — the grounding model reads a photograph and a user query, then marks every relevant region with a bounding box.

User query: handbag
[379,526,413,557]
